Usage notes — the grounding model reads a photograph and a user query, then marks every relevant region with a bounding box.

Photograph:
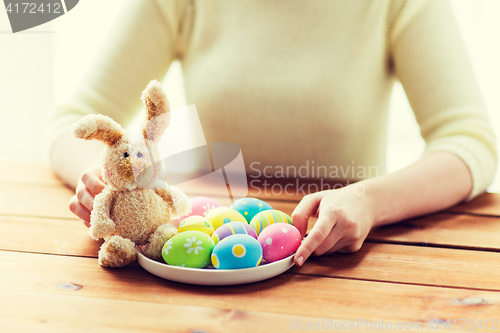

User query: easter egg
[179,196,221,221]
[178,215,215,236]
[211,234,262,269]
[162,230,215,268]
[250,210,293,235]
[230,197,273,223]
[211,221,257,245]
[258,223,301,262]
[205,207,246,230]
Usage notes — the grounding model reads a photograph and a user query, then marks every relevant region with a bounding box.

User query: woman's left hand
[291,183,375,266]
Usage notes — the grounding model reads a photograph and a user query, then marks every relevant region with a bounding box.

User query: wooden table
[1,160,500,332]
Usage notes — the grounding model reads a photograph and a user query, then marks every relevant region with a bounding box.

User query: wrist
[355,177,389,228]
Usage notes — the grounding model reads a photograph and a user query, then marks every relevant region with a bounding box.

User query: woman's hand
[291,182,375,266]
[69,164,105,227]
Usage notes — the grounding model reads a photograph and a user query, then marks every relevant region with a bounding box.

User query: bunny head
[73,80,171,190]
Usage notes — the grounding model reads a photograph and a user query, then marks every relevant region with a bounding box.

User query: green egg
[162,230,215,268]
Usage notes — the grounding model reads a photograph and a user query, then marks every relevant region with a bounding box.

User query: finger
[69,195,91,227]
[323,237,349,255]
[294,209,337,266]
[292,192,324,237]
[335,241,364,254]
[81,169,105,196]
[313,225,344,256]
[76,183,95,212]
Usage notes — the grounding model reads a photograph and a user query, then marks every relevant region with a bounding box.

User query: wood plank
[0,183,299,223]
[3,215,500,293]
[174,174,349,203]
[0,184,75,219]
[1,290,460,333]
[0,160,63,187]
[0,215,99,257]
[1,250,500,329]
[450,193,500,217]
[292,242,500,291]
[368,213,500,250]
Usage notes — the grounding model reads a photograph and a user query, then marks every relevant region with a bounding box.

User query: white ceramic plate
[137,251,295,286]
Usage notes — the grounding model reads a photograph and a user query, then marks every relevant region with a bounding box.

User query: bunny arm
[154,186,191,218]
[89,186,117,240]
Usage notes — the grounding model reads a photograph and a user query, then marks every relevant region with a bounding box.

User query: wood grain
[450,193,500,217]
[1,290,463,333]
[368,213,500,250]
[292,242,500,291]
[0,215,99,257]
[1,250,499,331]
[2,215,500,292]
[0,160,63,187]
[176,175,350,203]
[0,184,75,219]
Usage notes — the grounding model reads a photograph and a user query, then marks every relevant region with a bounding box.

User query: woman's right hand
[69,164,105,227]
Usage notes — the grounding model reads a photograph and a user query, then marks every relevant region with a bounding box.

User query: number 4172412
[5,2,62,14]
[442,319,498,330]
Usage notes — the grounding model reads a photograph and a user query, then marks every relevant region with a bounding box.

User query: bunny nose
[118,157,135,181]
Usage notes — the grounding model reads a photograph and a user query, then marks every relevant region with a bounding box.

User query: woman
[45,0,497,266]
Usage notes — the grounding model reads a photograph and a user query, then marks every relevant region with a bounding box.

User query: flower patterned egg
[258,223,301,262]
[211,234,263,269]
[179,196,221,222]
[162,230,215,268]
[205,207,246,230]
[211,221,257,245]
[230,197,273,223]
[178,215,215,236]
[250,210,293,236]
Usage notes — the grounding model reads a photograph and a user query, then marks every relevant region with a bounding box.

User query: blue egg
[230,197,273,223]
[211,234,262,269]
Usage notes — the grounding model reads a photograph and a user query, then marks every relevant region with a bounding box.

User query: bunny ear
[73,114,125,146]
[141,80,171,143]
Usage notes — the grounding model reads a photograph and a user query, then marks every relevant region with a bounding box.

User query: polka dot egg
[178,215,215,236]
[205,207,246,230]
[211,234,262,269]
[258,223,301,262]
[211,221,257,245]
[162,230,215,268]
[179,196,221,222]
[230,197,273,223]
[250,210,293,236]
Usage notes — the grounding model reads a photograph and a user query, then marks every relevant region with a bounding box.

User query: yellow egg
[178,215,215,236]
[205,207,247,230]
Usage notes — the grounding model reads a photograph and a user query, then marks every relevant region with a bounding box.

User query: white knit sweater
[46,0,497,199]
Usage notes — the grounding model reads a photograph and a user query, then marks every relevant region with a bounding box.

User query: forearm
[363,151,473,228]
[51,132,104,189]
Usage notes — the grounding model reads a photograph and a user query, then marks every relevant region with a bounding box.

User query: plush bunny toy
[73,80,191,268]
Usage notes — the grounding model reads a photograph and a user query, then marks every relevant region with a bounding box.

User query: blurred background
[0,0,499,191]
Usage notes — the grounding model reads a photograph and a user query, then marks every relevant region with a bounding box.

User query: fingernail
[296,256,304,266]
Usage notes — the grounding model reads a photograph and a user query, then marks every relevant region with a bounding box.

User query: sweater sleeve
[44,0,184,161]
[389,0,497,200]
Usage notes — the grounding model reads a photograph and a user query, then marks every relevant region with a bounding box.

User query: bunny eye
[123,152,129,159]
[137,152,143,158]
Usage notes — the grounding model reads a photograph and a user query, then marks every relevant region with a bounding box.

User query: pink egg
[179,196,221,222]
[258,223,301,263]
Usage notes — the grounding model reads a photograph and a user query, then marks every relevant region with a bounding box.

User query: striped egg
[230,197,273,223]
[211,234,262,269]
[211,221,257,245]
[250,210,293,235]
